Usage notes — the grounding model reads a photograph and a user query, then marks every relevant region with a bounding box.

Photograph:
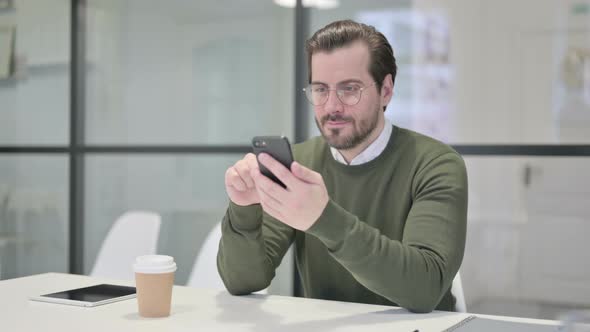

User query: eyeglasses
[302,82,376,106]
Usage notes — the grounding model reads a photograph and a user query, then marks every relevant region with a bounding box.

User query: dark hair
[305,19,397,109]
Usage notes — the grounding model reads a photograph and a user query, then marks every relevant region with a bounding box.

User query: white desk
[0,273,559,331]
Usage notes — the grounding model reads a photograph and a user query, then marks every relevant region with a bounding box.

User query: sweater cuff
[306,199,355,250]
[228,201,263,231]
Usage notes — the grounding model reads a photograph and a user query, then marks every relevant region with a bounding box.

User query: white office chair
[90,211,161,280]
[451,272,467,313]
[187,222,267,294]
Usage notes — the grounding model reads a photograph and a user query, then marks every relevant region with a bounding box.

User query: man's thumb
[292,162,321,184]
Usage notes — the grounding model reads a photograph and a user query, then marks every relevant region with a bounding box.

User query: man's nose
[323,90,344,113]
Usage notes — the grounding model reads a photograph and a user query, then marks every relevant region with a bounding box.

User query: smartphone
[252,136,294,188]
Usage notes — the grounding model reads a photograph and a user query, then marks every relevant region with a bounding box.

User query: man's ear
[380,73,394,110]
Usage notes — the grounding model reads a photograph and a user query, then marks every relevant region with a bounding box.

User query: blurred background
[0,0,589,321]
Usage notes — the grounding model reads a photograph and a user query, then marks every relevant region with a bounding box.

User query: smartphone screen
[252,136,294,188]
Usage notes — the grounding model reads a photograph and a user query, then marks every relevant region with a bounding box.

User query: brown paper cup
[135,271,175,318]
[133,255,177,318]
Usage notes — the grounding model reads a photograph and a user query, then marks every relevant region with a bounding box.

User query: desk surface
[0,273,559,332]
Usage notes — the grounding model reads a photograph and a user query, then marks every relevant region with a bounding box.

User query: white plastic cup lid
[133,255,177,274]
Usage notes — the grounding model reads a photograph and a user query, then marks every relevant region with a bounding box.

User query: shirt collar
[330,118,393,166]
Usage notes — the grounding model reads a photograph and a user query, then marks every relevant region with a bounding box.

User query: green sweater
[217,126,468,313]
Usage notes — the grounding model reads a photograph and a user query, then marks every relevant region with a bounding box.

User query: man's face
[311,41,384,150]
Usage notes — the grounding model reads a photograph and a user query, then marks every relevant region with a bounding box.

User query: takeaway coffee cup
[133,255,177,318]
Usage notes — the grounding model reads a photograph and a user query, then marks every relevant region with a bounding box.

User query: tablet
[29,284,136,307]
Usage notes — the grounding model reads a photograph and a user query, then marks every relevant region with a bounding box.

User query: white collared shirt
[330,118,393,165]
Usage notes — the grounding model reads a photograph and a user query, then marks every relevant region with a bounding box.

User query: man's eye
[341,85,359,92]
[313,86,327,93]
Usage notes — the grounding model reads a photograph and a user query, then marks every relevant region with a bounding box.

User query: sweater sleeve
[305,152,468,313]
[217,201,295,295]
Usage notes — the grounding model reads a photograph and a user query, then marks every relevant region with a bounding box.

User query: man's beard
[315,109,380,150]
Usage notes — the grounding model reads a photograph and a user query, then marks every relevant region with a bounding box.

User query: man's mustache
[321,114,353,125]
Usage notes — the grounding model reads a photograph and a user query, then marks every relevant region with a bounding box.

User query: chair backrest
[451,272,467,313]
[187,222,267,294]
[186,222,225,289]
[90,211,161,280]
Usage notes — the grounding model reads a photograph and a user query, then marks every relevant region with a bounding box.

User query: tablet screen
[41,284,136,303]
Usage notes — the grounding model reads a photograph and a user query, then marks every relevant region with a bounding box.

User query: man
[217,20,468,313]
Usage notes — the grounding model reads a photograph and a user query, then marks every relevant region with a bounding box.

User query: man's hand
[251,153,329,231]
[224,153,260,206]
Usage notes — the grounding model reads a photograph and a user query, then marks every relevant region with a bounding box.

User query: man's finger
[234,161,255,189]
[245,153,259,171]
[257,153,298,189]
[291,162,322,184]
[251,167,289,203]
[226,167,247,191]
